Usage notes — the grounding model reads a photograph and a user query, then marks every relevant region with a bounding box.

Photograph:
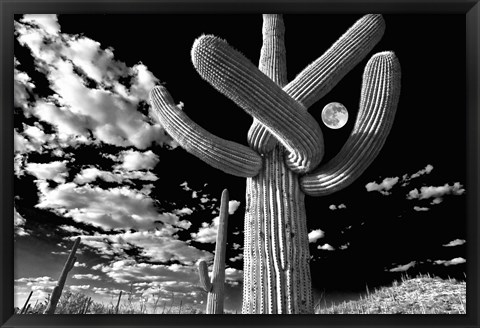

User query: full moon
[321,102,349,129]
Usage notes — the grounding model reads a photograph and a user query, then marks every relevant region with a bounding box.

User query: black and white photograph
[12,12,468,315]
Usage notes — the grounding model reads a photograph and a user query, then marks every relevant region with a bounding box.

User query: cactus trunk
[44,237,80,314]
[243,146,312,314]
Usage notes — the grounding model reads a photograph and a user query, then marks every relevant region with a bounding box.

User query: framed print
[1,1,479,327]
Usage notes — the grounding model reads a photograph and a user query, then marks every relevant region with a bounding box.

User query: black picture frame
[1,0,479,327]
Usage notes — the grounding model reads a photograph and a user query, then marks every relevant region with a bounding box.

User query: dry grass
[17,273,465,314]
[315,273,466,314]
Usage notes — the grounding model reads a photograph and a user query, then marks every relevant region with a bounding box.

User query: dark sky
[14,13,466,312]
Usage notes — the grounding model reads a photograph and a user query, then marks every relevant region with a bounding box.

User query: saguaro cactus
[44,237,81,314]
[150,14,401,314]
[198,189,229,314]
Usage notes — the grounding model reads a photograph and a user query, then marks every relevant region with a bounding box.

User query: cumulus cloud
[21,14,60,35]
[407,182,465,203]
[14,60,36,111]
[58,225,87,235]
[15,14,174,150]
[69,285,91,291]
[308,229,325,243]
[174,207,194,216]
[14,208,30,236]
[35,182,191,231]
[72,274,101,280]
[413,206,430,212]
[365,177,399,195]
[442,239,466,247]
[74,262,87,268]
[388,261,416,272]
[329,203,346,210]
[15,276,58,298]
[401,164,434,185]
[79,230,211,265]
[229,253,243,262]
[190,216,221,243]
[180,182,191,191]
[73,166,158,185]
[434,257,466,266]
[228,200,241,215]
[317,243,334,251]
[411,164,433,178]
[25,161,69,183]
[112,150,160,171]
[94,260,201,286]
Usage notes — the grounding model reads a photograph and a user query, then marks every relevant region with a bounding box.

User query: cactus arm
[247,14,385,155]
[301,51,401,197]
[284,14,386,109]
[149,86,262,178]
[191,36,324,173]
[248,14,287,153]
[198,260,212,292]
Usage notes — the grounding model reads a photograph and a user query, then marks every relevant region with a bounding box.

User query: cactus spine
[150,14,401,313]
[198,189,229,314]
[44,237,81,314]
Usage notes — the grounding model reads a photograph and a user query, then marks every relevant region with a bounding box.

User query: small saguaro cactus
[150,14,401,313]
[44,237,81,314]
[197,189,229,314]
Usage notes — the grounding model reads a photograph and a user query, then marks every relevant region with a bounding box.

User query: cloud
[407,182,465,203]
[25,161,69,183]
[69,285,91,291]
[15,14,175,150]
[21,14,60,35]
[308,229,325,243]
[174,207,194,216]
[180,182,192,191]
[35,182,191,230]
[79,230,211,265]
[92,287,126,296]
[94,260,201,286]
[401,164,434,185]
[14,209,30,236]
[58,225,87,235]
[73,166,158,185]
[317,243,334,251]
[113,150,160,171]
[365,165,436,195]
[15,276,58,297]
[72,274,101,280]
[365,177,399,195]
[329,203,346,210]
[229,253,243,262]
[190,217,220,243]
[14,60,36,111]
[411,164,434,179]
[434,257,466,266]
[74,262,87,268]
[228,200,241,215]
[413,206,430,212]
[388,261,416,272]
[442,239,466,247]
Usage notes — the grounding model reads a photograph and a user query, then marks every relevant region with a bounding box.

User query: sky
[13,13,467,313]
